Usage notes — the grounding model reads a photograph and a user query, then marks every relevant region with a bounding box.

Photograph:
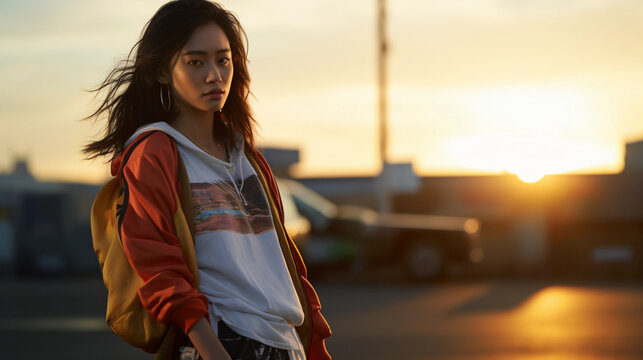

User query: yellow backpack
[90,132,196,354]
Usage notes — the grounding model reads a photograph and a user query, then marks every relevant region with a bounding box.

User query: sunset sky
[1,0,642,183]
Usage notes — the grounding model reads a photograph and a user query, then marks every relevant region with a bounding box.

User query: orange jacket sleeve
[118,131,208,335]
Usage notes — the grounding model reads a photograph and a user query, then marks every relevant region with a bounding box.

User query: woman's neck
[171,107,228,161]
[172,104,214,141]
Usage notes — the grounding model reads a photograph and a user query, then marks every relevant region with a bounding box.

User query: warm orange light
[441,86,620,181]
[514,170,544,183]
[464,218,481,234]
[506,287,581,343]
[520,287,576,316]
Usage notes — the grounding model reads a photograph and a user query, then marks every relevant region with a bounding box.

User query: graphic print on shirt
[191,174,274,236]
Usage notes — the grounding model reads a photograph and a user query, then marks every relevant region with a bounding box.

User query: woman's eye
[188,59,202,66]
[218,57,230,65]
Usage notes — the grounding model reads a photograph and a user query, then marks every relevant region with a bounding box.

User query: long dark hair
[84,0,255,159]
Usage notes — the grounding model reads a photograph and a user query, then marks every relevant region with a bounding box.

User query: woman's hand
[187,318,232,360]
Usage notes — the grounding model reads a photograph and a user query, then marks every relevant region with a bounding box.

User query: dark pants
[175,322,290,360]
[217,321,290,360]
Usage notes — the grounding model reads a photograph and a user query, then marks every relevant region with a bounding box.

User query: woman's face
[169,22,233,114]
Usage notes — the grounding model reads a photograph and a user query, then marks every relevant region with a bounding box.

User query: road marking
[0,317,108,331]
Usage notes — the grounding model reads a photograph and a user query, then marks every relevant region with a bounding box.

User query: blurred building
[259,147,300,178]
[0,158,99,276]
[624,139,643,173]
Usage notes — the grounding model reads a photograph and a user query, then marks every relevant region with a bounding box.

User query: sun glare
[515,171,544,183]
[441,86,618,182]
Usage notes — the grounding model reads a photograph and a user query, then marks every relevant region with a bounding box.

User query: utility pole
[376,0,391,213]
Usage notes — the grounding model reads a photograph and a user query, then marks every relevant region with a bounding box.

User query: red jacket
[113,131,331,359]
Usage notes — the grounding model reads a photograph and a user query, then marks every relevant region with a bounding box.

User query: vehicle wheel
[405,240,445,280]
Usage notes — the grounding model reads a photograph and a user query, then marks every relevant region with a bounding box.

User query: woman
[84,1,331,359]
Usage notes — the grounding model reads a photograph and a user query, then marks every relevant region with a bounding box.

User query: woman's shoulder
[124,122,179,154]
[130,130,175,154]
[111,130,177,176]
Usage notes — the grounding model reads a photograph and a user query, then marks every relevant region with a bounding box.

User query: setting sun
[514,171,544,183]
[440,86,622,182]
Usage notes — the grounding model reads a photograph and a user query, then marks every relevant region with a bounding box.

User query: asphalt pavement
[1,275,642,359]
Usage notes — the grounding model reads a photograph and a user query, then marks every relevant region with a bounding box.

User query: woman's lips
[203,89,224,99]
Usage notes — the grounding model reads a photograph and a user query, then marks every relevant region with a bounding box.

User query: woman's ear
[157,66,171,84]
[158,55,179,84]
[157,73,169,84]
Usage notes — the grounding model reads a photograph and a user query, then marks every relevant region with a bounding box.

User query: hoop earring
[160,84,171,112]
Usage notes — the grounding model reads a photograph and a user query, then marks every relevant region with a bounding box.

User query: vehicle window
[283,180,337,217]
[275,179,299,227]
[279,179,337,233]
